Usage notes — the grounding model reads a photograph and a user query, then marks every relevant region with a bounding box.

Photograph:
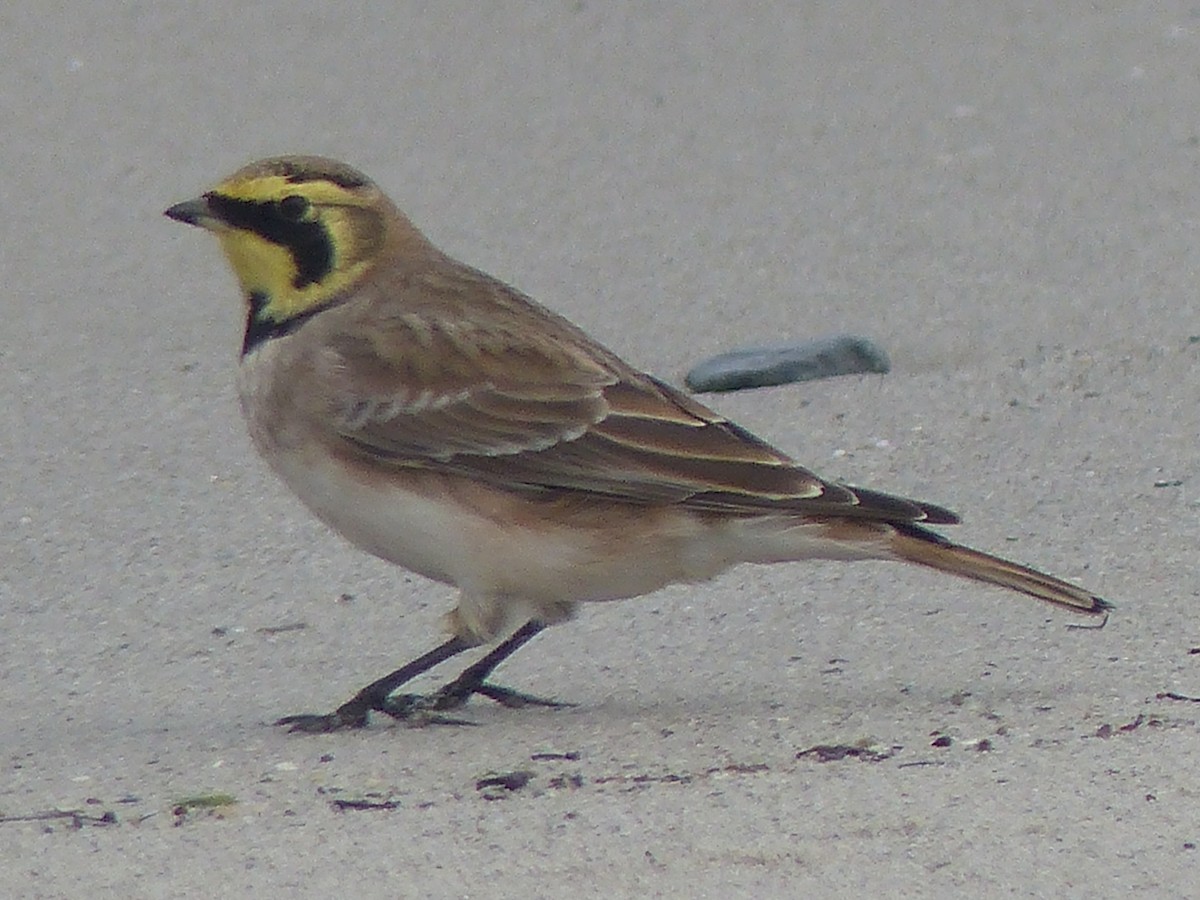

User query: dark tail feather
[889,525,1110,614]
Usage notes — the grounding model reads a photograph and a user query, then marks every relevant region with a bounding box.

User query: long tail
[888,523,1111,614]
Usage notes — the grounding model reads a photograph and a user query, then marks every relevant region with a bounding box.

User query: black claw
[275,696,374,732]
[276,709,367,733]
[379,693,477,726]
[471,683,574,709]
[380,680,569,718]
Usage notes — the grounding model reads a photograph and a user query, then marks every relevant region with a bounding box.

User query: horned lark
[166,156,1110,732]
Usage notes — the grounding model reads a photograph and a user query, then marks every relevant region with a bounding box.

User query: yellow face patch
[201,171,385,325]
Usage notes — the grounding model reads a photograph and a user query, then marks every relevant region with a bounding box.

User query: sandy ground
[3,2,1199,896]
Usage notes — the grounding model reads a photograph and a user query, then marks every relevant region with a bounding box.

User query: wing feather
[311,269,957,525]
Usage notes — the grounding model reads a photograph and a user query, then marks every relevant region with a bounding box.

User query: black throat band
[241,291,327,355]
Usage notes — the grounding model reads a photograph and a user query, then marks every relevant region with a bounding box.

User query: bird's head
[166,156,426,343]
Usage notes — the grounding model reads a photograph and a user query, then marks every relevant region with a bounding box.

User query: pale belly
[267,446,743,604]
[268,444,891,599]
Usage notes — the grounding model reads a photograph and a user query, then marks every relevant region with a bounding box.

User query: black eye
[278,194,310,221]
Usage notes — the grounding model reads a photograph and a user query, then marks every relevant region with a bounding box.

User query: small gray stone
[684,335,891,393]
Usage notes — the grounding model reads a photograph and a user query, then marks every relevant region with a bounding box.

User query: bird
[165,155,1110,732]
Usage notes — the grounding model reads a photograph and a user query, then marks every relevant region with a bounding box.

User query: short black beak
[164,196,214,227]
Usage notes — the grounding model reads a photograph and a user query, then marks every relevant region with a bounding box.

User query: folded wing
[315,274,957,525]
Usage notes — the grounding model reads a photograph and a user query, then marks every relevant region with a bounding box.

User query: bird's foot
[276,697,372,733]
[277,679,488,730]
[275,682,571,731]
[382,679,573,721]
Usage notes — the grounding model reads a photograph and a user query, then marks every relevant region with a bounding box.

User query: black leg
[277,634,472,733]
[383,620,574,718]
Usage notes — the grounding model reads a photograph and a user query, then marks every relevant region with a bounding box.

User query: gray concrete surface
[2,2,1198,896]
